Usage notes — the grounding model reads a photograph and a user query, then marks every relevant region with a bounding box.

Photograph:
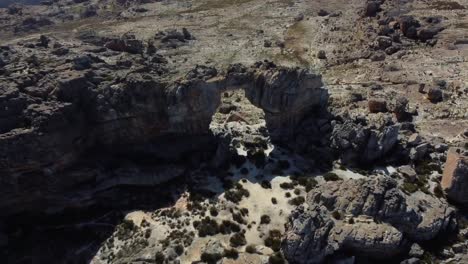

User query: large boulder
[330,119,399,166]
[441,148,468,204]
[283,177,455,263]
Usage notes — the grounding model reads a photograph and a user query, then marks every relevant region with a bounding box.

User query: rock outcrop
[442,148,468,204]
[0,36,327,217]
[330,119,400,166]
[283,177,455,263]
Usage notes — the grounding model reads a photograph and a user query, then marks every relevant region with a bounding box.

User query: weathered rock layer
[283,177,456,263]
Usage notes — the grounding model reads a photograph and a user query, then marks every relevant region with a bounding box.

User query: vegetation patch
[224,248,239,259]
[323,172,341,181]
[279,182,295,190]
[230,232,247,247]
[200,252,223,264]
[194,217,219,237]
[289,196,305,206]
[225,183,250,203]
[220,220,241,234]
[260,214,271,225]
[264,230,282,252]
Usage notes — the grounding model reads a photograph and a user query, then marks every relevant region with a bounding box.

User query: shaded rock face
[283,177,455,264]
[0,59,326,217]
[442,148,468,204]
[330,120,400,166]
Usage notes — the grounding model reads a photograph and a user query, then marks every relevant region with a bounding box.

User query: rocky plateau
[0,0,467,264]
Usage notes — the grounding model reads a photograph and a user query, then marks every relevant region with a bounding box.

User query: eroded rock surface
[442,148,468,204]
[283,177,455,263]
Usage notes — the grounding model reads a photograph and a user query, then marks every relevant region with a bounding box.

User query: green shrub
[155,252,165,264]
[224,248,239,259]
[285,192,291,198]
[264,230,282,252]
[261,180,272,189]
[232,212,246,224]
[219,220,241,234]
[260,214,271,225]
[246,244,257,254]
[144,229,151,239]
[230,232,247,247]
[271,197,278,204]
[294,188,301,195]
[240,208,249,216]
[305,179,318,192]
[209,207,218,217]
[323,172,340,181]
[402,181,418,194]
[225,187,250,203]
[200,252,223,264]
[174,244,184,256]
[279,182,295,190]
[416,160,442,176]
[196,217,219,237]
[289,196,305,206]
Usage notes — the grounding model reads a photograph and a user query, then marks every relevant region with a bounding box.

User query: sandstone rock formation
[0,40,327,217]
[283,177,455,263]
[330,119,400,166]
[442,148,468,204]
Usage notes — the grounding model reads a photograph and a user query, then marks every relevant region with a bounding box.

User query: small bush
[260,214,271,225]
[264,230,282,252]
[196,217,219,237]
[279,182,295,190]
[305,180,317,191]
[230,232,247,247]
[402,181,418,194]
[224,248,239,259]
[155,252,165,264]
[348,217,355,224]
[220,220,241,234]
[294,188,301,195]
[225,187,250,204]
[209,207,218,217]
[323,172,340,181]
[289,196,305,206]
[285,192,291,198]
[246,244,257,254]
[144,229,151,239]
[200,252,223,264]
[271,197,278,204]
[261,180,272,189]
[174,244,184,256]
[232,212,246,224]
[240,208,249,216]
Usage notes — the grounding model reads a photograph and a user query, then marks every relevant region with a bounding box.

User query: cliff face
[0,37,327,217]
